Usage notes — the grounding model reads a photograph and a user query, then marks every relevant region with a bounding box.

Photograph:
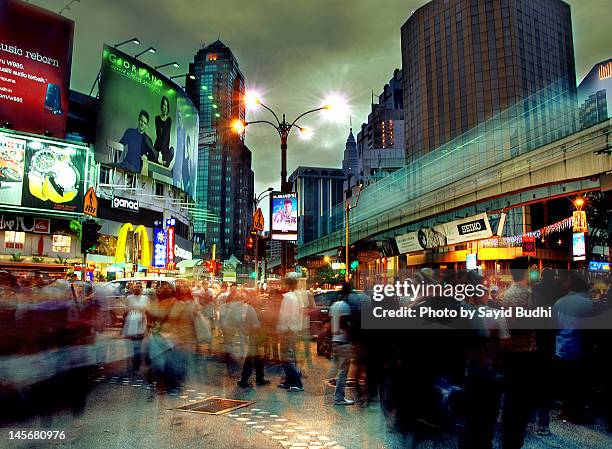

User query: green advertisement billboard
[0,129,85,213]
[94,44,198,199]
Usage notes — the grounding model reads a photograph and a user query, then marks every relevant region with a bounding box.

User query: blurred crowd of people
[1,259,611,449]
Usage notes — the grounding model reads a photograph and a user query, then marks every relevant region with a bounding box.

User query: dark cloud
[33,0,611,220]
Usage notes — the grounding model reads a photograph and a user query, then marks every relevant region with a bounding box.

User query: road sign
[253,208,264,231]
[521,235,536,257]
[83,187,98,217]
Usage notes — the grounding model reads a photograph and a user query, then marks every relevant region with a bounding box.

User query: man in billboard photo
[154,96,173,167]
[116,109,156,173]
[273,198,297,233]
[173,108,185,187]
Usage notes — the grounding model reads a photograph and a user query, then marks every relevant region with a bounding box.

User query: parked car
[309,290,340,338]
[94,277,177,327]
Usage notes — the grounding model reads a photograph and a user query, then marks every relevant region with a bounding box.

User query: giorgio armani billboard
[94,45,198,199]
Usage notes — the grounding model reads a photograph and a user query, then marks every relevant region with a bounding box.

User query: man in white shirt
[329,282,354,405]
[277,276,303,391]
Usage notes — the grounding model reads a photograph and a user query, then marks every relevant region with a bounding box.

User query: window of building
[52,235,72,253]
[126,173,137,189]
[4,231,25,249]
[155,182,164,197]
[99,165,111,185]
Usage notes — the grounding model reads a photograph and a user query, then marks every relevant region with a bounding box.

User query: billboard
[572,232,586,261]
[270,192,297,241]
[0,130,85,212]
[395,213,493,254]
[94,45,198,198]
[0,0,74,137]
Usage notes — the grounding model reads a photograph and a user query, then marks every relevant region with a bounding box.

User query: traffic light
[246,230,257,257]
[350,260,359,271]
[81,219,102,254]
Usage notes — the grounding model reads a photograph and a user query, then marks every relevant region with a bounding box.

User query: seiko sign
[111,196,139,212]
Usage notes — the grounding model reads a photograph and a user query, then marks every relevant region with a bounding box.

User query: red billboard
[0,0,74,138]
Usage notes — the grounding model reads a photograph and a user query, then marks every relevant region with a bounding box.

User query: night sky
[33,0,612,224]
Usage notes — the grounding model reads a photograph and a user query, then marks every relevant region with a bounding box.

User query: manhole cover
[174,397,254,415]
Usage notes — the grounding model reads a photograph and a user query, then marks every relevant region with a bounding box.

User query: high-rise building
[290,166,345,245]
[186,41,254,260]
[347,69,406,192]
[401,0,577,161]
[342,129,358,192]
[577,58,612,128]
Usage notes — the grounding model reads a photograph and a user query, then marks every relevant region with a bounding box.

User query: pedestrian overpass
[298,82,612,260]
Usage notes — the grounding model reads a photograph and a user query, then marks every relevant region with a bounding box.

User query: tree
[587,191,610,256]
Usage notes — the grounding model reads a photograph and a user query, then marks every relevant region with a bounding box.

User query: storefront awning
[176,259,203,268]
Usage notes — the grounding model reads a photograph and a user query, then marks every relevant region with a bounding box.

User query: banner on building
[0,130,86,213]
[395,213,493,254]
[94,44,198,199]
[0,0,74,137]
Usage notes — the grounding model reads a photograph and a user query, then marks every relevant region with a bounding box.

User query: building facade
[290,166,345,246]
[577,58,612,129]
[348,69,406,192]
[186,41,254,260]
[401,0,577,161]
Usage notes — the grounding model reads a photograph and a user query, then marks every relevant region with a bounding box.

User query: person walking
[328,282,354,405]
[238,290,271,387]
[122,283,148,375]
[277,276,303,392]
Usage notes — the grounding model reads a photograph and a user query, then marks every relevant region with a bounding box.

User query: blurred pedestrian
[328,282,354,405]
[277,276,303,392]
[122,283,148,374]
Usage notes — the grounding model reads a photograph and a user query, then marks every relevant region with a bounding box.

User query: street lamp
[134,46,156,59]
[114,37,140,48]
[155,62,180,70]
[231,93,346,275]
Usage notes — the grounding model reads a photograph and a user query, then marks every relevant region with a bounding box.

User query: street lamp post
[253,187,274,284]
[232,98,335,275]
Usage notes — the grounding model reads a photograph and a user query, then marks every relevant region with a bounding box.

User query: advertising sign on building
[0,214,50,234]
[94,45,199,199]
[166,225,175,269]
[270,192,297,241]
[111,195,139,212]
[522,236,537,257]
[0,0,74,137]
[572,232,586,261]
[572,210,588,233]
[395,213,493,254]
[0,130,85,212]
[153,227,166,268]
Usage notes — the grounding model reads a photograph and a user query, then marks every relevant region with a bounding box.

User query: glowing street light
[574,197,585,210]
[245,90,261,110]
[298,126,313,139]
[231,119,246,134]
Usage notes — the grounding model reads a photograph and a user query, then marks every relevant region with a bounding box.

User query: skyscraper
[290,166,345,245]
[401,0,576,161]
[186,41,254,260]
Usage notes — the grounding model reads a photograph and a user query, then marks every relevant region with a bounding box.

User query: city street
[2,334,612,449]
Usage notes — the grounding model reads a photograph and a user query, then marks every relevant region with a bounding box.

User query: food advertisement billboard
[270,192,297,241]
[95,45,198,198]
[0,0,74,137]
[0,130,85,213]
